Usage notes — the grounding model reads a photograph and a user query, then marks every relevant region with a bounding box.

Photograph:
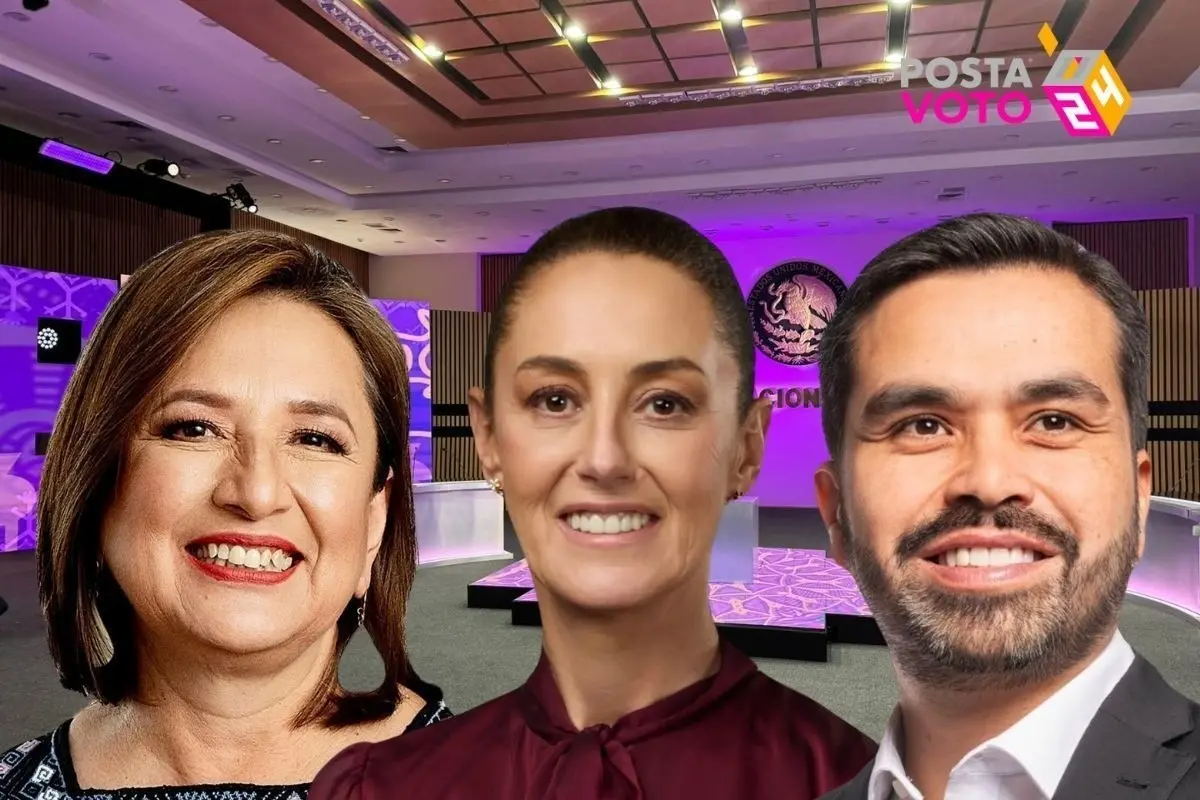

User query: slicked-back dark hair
[483,206,756,418]
[818,212,1150,461]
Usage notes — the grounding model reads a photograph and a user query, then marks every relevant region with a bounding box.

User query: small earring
[488,476,504,496]
[356,595,367,628]
[727,489,743,502]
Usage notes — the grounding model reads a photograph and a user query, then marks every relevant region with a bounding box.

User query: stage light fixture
[23,0,50,11]
[719,6,742,23]
[36,317,82,365]
[224,182,258,214]
[38,139,114,175]
[139,158,180,178]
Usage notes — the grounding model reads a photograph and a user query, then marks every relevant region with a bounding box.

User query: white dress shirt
[868,630,1136,800]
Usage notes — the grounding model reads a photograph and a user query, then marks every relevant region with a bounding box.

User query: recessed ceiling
[0,0,1197,255]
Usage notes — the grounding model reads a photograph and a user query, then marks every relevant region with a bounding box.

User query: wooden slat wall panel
[1137,288,1200,501]
[479,253,522,313]
[1055,219,1190,290]
[0,160,202,278]
[430,309,492,481]
[232,210,371,291]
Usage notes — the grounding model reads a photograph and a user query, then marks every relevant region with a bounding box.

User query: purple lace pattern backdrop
[0,266,434,553]
[0,265,116,553]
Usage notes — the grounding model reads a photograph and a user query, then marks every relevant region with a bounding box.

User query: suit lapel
[1053,656,1196,800]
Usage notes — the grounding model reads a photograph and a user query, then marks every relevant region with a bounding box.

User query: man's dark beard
[843,500,1140,692]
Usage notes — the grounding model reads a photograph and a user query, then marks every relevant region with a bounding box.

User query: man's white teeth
[938,547,1040,567]
[193,543,294,572]
[566,512,652,534]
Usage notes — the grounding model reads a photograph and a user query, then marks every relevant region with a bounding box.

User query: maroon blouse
[310,641,876,799]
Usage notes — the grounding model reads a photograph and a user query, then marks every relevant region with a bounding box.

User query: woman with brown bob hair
[0,231,450,798]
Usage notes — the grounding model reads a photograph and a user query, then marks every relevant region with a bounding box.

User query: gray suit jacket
[818,655,1200,800]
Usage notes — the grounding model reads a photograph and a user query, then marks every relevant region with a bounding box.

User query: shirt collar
[986,630,1135,796]
[866,630,1135,800]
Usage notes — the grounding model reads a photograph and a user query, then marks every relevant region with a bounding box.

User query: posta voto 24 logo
[898,23,1131,137]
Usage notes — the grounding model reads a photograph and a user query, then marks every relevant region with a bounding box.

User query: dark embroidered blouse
[0,680,451,800]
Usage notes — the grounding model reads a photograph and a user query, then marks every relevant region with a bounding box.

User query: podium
[413,481,510,568]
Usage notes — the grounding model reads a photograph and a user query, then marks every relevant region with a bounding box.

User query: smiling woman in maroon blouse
[311,207,877,800]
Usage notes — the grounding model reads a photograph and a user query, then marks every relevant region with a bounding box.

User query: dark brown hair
[818,213,1151,461]
[483,206,755,417]
[37,230,418,728]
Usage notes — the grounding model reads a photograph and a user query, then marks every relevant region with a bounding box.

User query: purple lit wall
[0,265,434,553]
[0,265,117,552]
[721,229,922,508]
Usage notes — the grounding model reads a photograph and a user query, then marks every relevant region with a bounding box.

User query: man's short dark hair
[818,213,1150,461]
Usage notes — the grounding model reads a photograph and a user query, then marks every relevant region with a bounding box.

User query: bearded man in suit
[813,213,1198,800]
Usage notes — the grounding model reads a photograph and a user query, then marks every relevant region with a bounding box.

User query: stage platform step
[468,548,885,662]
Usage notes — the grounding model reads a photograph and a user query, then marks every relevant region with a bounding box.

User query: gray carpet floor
[2,548,1198,748]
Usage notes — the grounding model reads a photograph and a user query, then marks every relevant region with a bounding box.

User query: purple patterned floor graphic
[472,548,873,631]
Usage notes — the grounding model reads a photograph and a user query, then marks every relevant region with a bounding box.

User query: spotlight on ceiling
[885,51,904,64]
[224,182,258,214]
[739,64,759,77]
[601,77,621,90]
[139,158,180,178]
[422,43,443,59]
[563,23,585,41]
[23,0,50,11]
[719,6,743,23]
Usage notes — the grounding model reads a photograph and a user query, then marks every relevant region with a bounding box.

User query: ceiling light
[423,43,443,59]
[267,138,282,144]
[720,7,743,24]
[885,52,904,65]
[139,158,180,178]
[217,114,235,121]
[316,87,329,93]
[360,114,371,120]
[310,158,324,163]
[890,0,911,6]
[739,65,758,77]
[271,193,282,198]
[602,77,621,90]
[563,23,585,41]
[364,184,374,189]
[264,56,279,63]
[437,178,451,183]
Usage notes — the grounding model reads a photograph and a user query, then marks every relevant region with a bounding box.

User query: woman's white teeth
[938,547,1040,567]
[196,543,294,572]
[566,512,651,534]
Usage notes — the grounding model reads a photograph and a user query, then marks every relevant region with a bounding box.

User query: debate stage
[467,548,886,662]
